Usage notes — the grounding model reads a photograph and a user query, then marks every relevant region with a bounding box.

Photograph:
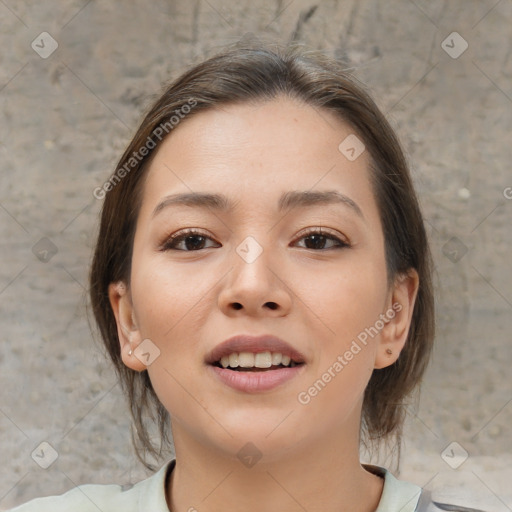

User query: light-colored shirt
[5,459,443,512]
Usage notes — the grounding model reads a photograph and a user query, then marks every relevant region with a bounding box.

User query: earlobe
[108,281,146,372]
[374,269,419,370]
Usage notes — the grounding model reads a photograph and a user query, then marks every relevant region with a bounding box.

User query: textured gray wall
[1,1,511,510]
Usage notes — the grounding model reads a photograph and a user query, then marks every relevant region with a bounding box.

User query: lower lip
[209,364,305,393]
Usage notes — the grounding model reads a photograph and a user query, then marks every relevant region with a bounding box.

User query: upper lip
[206,334,306,365]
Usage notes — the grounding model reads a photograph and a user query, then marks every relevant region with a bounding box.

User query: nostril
[230,302,278,310]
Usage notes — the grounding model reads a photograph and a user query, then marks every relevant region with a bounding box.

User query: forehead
[138,96,378,223]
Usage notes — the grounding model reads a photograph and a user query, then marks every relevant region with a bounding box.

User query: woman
[9,42,482,512]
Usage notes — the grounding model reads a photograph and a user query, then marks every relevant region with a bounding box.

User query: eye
[293,228,350,250]
[159,229,220,252]
[159,227,350,252]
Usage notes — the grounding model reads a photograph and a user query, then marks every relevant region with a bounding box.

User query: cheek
[299,266,381,420]
[299,256,387,339]
[131,256,212,337]
[132,259,211,419]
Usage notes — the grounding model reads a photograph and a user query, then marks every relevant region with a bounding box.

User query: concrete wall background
[0,1,511,510]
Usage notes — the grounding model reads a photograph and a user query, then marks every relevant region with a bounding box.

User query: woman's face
[110,96,417,461]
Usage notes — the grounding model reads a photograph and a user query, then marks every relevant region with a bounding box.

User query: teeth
[254,352,272,368]
[239,352,255,368]
[228,353,239,368]
[217,352,297,369]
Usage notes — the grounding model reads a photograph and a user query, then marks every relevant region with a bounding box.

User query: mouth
[211,351,305,372]
[206,335,307,393]
[206,334,306,365]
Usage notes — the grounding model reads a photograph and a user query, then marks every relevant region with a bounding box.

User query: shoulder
[6,460,175,512]
[364,464,423,512]
[6,482,139,512]
[415,488,490,512]
[363,465,490,512]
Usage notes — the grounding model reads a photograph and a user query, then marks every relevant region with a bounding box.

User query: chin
[209,414,310,461]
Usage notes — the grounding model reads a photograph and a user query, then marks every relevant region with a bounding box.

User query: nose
[217,237,293,317]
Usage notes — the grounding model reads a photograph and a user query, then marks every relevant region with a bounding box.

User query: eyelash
[159,227,350,252]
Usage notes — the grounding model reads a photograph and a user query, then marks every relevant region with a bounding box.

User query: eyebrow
[152,189,364,219]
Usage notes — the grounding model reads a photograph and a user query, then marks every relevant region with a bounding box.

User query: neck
[166,421,384,512]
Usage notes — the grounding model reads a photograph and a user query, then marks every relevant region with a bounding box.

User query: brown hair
[89,41,434,471]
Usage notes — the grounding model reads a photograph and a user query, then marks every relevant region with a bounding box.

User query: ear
[108,281,146,372]
[374,269,420,369]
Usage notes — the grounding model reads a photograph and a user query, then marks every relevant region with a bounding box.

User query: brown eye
[160,229,220,251]
[294,229,350,250]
